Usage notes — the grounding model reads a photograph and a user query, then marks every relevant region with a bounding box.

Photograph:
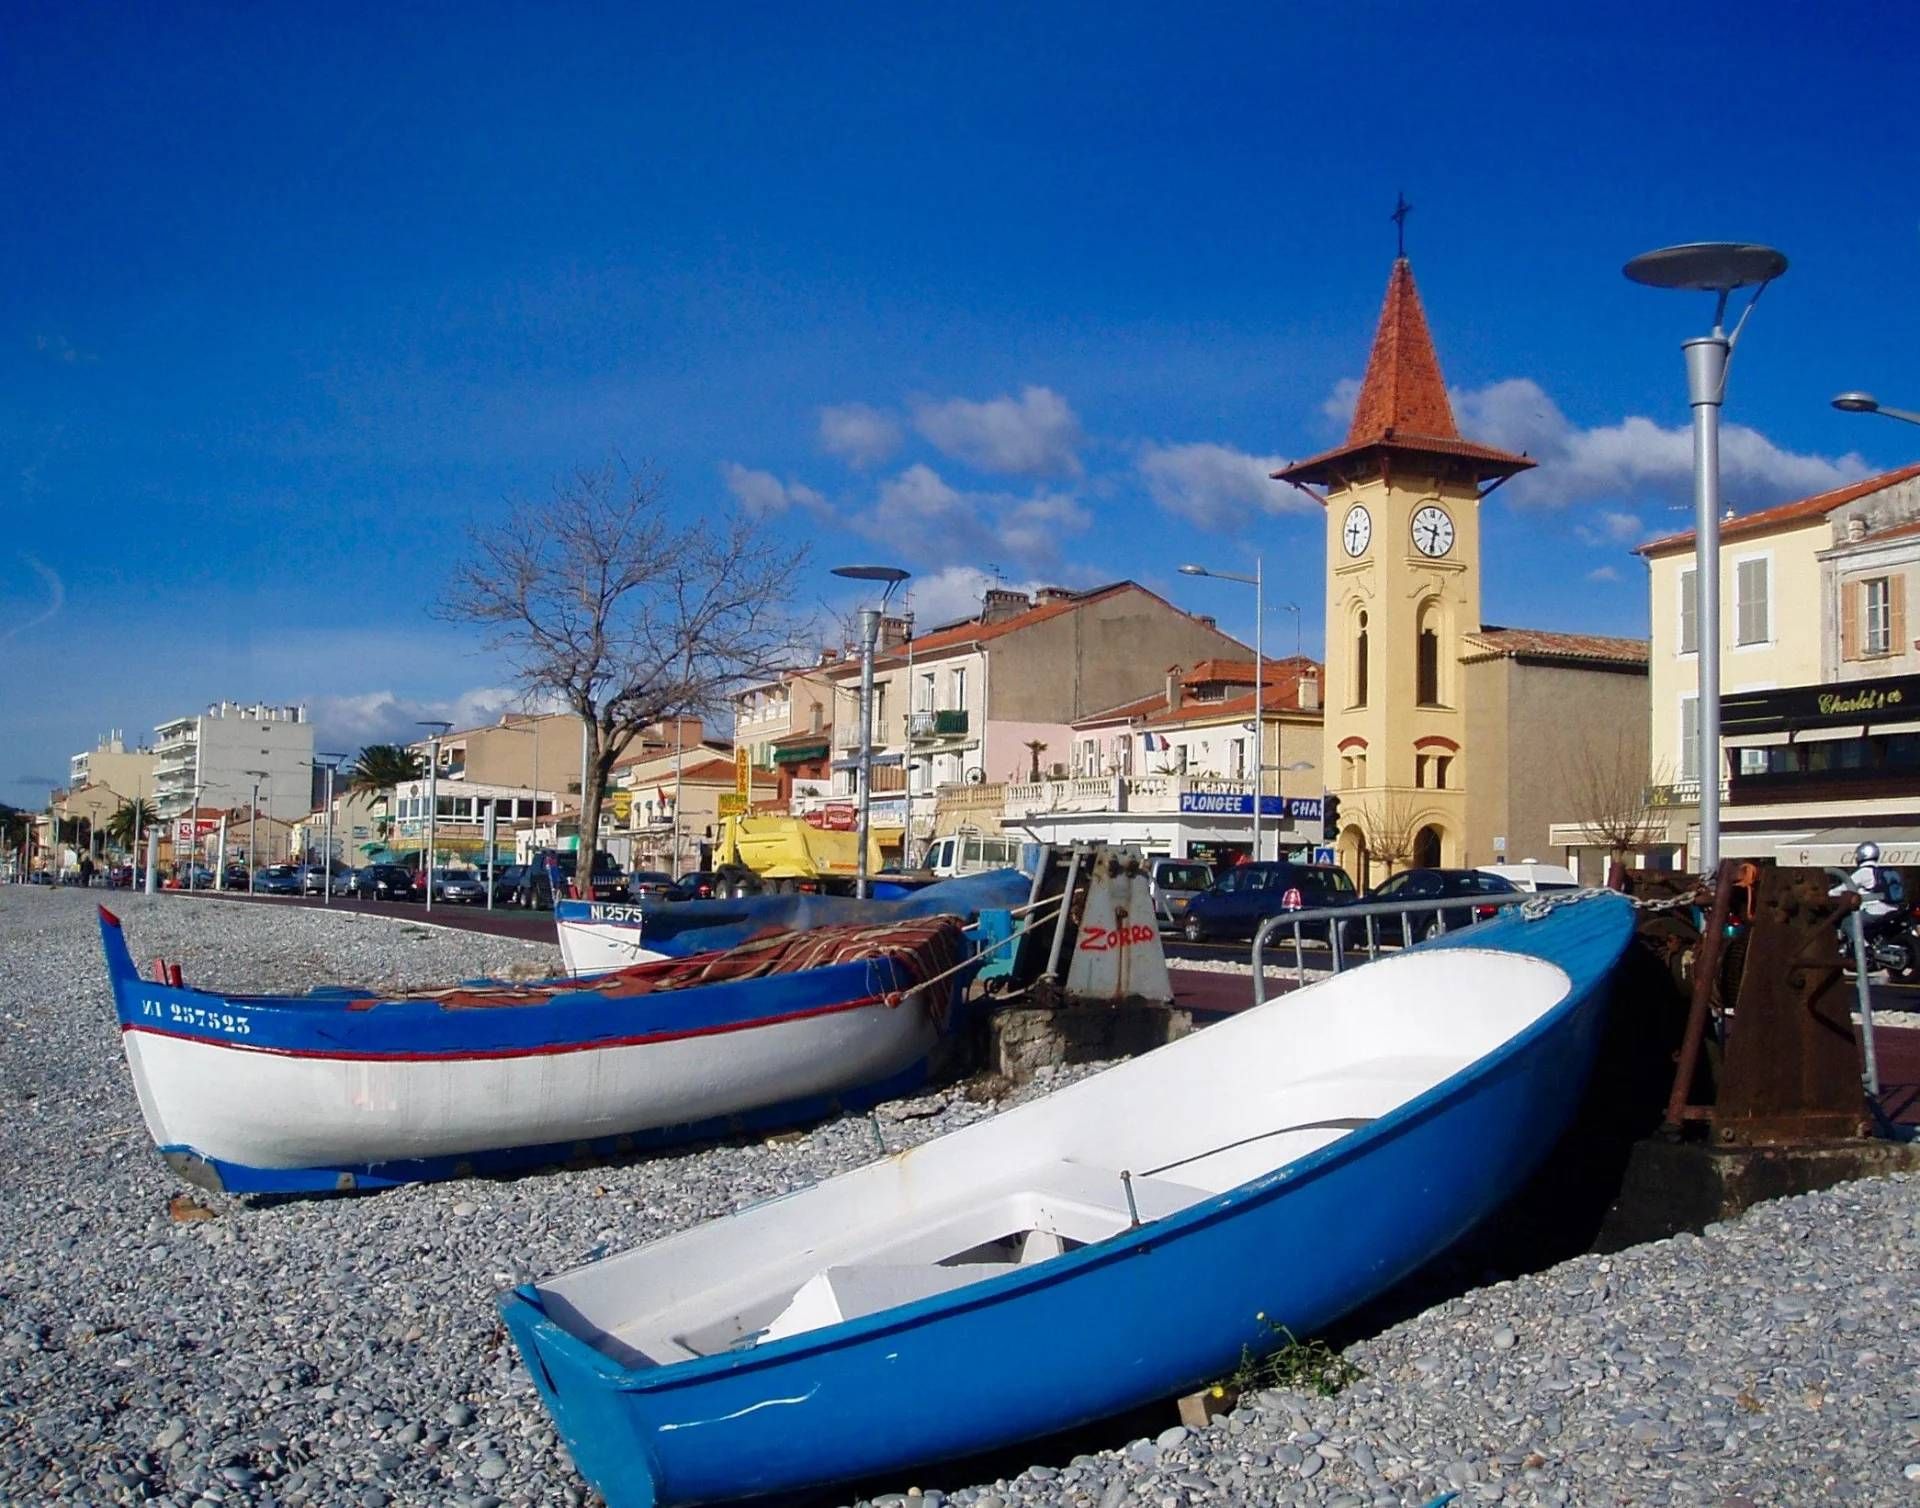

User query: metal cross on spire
[1391,191,1412,258]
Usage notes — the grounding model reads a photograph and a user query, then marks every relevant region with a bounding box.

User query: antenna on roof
[1391,191,1412,258]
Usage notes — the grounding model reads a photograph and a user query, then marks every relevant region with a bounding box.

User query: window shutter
[1894,577,1909,653]
[1842,580,1860,661]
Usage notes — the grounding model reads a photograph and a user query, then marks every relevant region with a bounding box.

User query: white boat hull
[121,997,936,1179]
[557,918,669,974]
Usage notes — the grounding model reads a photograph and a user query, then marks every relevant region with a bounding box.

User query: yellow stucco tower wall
[1276,257,1535,887]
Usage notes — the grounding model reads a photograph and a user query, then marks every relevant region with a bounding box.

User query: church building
[1275,256,1650,885]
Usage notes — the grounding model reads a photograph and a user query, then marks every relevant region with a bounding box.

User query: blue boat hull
[500,895,1636,1507]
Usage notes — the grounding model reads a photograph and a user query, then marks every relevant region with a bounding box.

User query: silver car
[1149,858,1216,928]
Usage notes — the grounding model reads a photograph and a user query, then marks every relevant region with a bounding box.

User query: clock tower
[1274,258,1533,884]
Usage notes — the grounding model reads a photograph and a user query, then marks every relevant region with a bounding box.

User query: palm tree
[347,744,424,797]
[106,798,157,848]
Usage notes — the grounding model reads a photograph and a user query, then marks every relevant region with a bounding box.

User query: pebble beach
[3,888,1916,1507]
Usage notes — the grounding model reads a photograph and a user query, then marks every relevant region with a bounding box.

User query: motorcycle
[1831,849,1918,981]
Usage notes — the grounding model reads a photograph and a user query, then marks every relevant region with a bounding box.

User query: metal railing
[1249,892,1535,1005]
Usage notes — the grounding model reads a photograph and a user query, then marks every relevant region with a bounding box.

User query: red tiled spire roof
[1345,258,1458,444]
[1273,258,1533,491]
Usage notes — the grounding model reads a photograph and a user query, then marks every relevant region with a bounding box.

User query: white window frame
[1865,575,1892,657]
[1731,551,1772,649]
[1677,566,1698,656]
[917,672,935,713]
[1679,694,1700,783]
[949,665,968,712]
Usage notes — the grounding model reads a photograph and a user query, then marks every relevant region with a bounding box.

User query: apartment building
[821,582,1253,855]
[732,656,838,804]
[1634,462,1920,865]
[405,711,703,810]
[69,731,157,803]
[947,658,1327,864]
[152,702,312,821]
[614,743,739,873]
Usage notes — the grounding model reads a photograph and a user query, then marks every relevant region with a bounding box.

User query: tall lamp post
[315,752,346,904]
[1832,392,1920,430]
[831,564,911,899]
[1625,242,1788,874]
[418,721,452,912]
[1180,557,1266,863]
[242,770,269,894]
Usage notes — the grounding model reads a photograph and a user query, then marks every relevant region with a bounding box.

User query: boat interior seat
[650,1160,1213,1360]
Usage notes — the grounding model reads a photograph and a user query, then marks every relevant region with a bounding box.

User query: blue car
[1180,861,1357,944]
[253,864,303,895]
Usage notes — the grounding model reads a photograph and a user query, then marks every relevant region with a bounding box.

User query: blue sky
[5,2,1918,798]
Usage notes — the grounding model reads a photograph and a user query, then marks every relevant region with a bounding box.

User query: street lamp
[1832,392,1920,429]
[1180,558,1267,863]
[316,752,346,905]
[831,564,911,899]
[418,721,453,911]
[242,770,269,894]
[1624,241,1788,874]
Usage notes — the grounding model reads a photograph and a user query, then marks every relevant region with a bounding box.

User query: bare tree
[1560,730,1667,865]
[1354,788,1421,884]
[449,460,808,869]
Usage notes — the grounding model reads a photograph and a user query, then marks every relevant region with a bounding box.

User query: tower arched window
[1415,598,1445,707]
[1354,610,1369,708]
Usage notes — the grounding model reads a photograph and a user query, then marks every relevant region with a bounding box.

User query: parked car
[1477,862,1579,894]
[334,867,363,897]
[490,864,529,906]
[1368,868,1522,945]
[360,863,419,901]
[174,864,216,888]
[670,867,762,902]
[518,850,627,908]
[1181,861,1358,944]
[626,869,679,903]
[1148,857,1217,929]
[222,865,250,890]
[428,867,489,904]
[299,864,346,895]
[254,864,303,895]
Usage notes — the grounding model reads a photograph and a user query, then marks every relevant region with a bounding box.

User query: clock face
[1411,504,1455,558]
[1341,504,1372,557]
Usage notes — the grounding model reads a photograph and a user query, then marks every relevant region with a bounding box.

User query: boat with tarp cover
[500,892,1635,1508]
[98,907,975,1194]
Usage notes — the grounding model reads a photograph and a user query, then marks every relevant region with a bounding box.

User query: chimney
[1195,614,1216,630]
[981,588,1031,624]
[1847,516,1867,543]
[1165,665,1183,712]
[1298,667,1320,712]
[879,615,911,651]
[818,647,840,664]
[1034,585,1074,606]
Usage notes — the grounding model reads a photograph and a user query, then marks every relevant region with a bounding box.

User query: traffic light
[1322,793,1341,842]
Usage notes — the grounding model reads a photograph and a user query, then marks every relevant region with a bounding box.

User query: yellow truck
[715,814,906,892]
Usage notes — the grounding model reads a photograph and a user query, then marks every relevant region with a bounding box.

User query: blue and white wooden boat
[97,907,973,1195]
[554,868,1033,974]
[500,892,1635,1508]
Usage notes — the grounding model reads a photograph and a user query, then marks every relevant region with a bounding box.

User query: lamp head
[1623,242,1788,292]
[1832,392,1880,414]
[1178,564,1207,577]
[830,565,910,585]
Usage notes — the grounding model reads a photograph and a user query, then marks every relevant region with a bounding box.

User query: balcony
[909,708,970,742]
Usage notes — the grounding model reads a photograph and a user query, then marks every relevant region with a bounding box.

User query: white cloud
[0,556,65,645]
[873,462,968,524]
[913,386,1083,478]
[719,462,829,517]
[1136,442,1304,529]
[851,464,1090,574]
[1587,565,1621,583]
[1575,509,1645,547]
[817,403,902,469]
[1447,377,1873,509]
[904,566,1047,629]
[308,685,528,753]
[1320,377,1361,429]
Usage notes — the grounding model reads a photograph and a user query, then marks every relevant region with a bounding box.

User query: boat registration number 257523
[1077,923,1157,952]
[136,997,254,1037]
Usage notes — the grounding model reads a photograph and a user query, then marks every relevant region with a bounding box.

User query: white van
[924,832,1023,878]
[1478,861,1580,893]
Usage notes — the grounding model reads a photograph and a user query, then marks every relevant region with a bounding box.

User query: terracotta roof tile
[1140,677,1321,729]
[1274,259,1533,490]
[1636,464,1920,555]
[1462,625,1649,666]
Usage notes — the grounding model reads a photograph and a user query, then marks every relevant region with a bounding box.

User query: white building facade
[153,702,313,821]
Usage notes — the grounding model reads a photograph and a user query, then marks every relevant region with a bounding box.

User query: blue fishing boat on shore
[500,892,1635,1508]
[553,868,1033,973]
[99,908,975,1195]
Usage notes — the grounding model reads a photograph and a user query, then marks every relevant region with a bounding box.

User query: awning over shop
[1767,824,1920,867]
[772,742,830,765]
